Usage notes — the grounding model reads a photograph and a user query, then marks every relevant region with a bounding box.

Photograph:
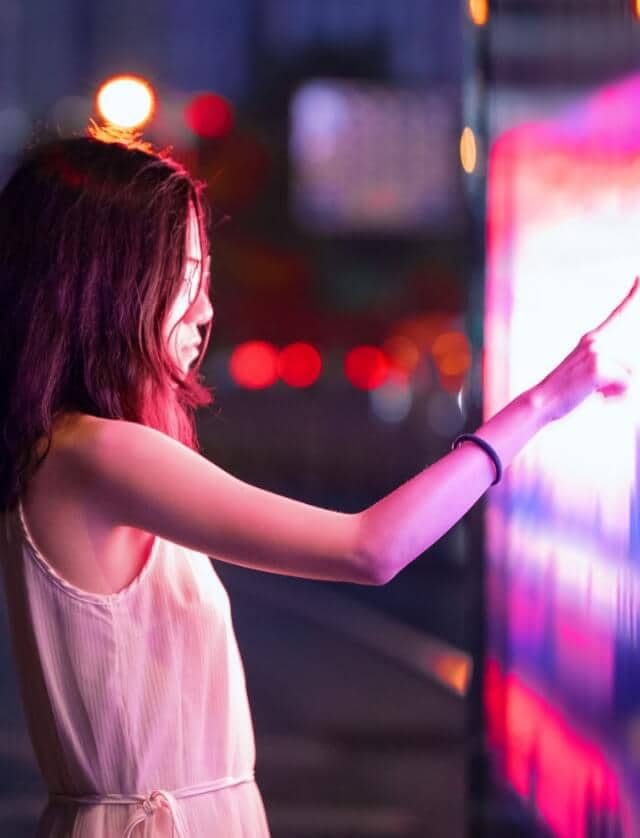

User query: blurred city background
[2,1,640,836]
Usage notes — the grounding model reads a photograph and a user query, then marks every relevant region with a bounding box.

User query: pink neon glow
[485,72,640,577]
[485,660,630,838]
[484,72,640,837]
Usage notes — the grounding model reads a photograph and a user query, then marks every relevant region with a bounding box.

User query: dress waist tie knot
[49,771,255,837]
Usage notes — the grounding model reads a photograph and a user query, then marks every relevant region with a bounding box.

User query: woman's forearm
[357,384,553,584]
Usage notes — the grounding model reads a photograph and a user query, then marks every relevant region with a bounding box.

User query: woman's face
[163,203,213,375]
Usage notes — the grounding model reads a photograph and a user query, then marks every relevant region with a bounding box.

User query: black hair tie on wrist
[451,433,503,486]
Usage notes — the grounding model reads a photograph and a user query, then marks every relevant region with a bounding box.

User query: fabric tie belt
[49,771,255,837]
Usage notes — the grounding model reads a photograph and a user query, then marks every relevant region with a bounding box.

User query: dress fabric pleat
[0,499,270,837]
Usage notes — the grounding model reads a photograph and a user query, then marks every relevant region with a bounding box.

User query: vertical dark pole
[461,1,492,836]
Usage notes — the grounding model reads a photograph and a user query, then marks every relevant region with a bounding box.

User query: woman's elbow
[348,511,398,586]
[350,533,397,585]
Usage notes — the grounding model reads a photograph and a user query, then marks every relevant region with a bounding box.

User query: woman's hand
[531,277,640,423]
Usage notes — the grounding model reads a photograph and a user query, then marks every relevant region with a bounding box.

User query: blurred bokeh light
[382,335,421,381]
[184,92,234,139]
[460,126,477,174]
[369,372,413,423]
[229,341,279,389]
[467,0,489,27]
[432,330,472,393]
[96,75,155,129]
[344,346,390,391]
[277,343,322,388]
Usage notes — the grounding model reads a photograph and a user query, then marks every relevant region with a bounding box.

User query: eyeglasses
[184,255,211,305]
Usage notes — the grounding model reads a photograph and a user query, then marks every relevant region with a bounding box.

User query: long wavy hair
[0,126,214,513]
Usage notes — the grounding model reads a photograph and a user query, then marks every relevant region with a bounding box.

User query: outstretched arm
[66,279,639,586]
[67,389,544,587]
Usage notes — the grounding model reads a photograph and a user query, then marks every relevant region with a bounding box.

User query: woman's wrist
[525,380,561,428]
[470,385,553,476]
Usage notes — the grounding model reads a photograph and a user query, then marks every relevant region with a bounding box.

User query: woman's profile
[0,125,637,837]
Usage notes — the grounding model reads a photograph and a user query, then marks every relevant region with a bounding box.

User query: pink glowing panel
[486,77,640,554]
[484,73,640,836]
[486,74,640,564]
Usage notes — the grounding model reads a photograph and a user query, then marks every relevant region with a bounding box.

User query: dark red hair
[0,125,214,512]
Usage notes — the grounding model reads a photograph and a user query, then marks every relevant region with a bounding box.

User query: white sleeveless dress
[0,498,270,837]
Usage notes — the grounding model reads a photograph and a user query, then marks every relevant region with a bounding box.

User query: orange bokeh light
[382,335,421,379]
[432,331,472,379]
[468,0,489,26]
[460,126,477,174]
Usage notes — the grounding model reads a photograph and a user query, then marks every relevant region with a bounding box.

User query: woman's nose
[189,284,214,326]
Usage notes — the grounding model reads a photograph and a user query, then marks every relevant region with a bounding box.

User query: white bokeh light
[96,76,155,130]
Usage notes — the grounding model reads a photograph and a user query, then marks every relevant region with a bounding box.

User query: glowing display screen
[484,74,640,837]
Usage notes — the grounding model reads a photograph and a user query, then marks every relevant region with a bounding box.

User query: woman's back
[0,413,269,836]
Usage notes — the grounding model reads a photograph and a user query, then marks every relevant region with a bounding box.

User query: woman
[0,127,637,837]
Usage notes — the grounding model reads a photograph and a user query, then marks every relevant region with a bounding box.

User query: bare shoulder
[61,415,194,497]
[28,411,106,490]
[56,413,173,478]
[41,412,121,500]
[22,413,157,595]
[62,413,179,460]
[58,415,215,535]
[24,413,142,529]
[43,411,110,462]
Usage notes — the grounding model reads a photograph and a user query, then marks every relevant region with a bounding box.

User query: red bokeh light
[344,346,390,390]
[184,92,234,139]
[229,341,279,389]
[278,343,322,388]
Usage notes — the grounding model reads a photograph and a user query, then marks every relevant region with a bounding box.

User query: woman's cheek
[163,296,189,346]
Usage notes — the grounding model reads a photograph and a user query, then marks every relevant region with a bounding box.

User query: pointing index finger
[592,277,640,335]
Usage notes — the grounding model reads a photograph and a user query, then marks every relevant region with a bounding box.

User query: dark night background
[2,2,640,836]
